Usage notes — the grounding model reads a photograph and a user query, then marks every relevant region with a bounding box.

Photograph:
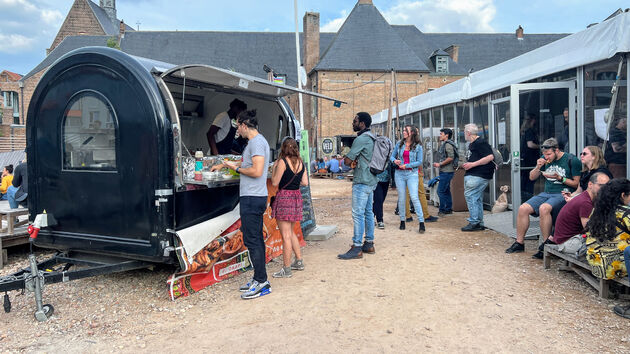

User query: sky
[0,0,628,75]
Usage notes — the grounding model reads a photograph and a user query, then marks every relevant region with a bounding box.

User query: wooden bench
[313,172,333,179]
[0,207,30,269]
[544,244,630,298]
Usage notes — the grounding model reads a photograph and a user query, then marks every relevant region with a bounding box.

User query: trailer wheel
[34,304,54,320]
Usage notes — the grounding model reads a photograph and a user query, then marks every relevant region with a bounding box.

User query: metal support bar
[0,254,151,293]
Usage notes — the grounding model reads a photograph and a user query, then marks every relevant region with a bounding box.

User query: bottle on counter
[194,149,204,181]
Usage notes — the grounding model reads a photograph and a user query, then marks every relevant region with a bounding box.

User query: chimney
[303,12,320,78]
[444,45,459,63]
[358,0,373,4]
[119,20,125,39]
[516,25,524,40]
[99,0,117,25]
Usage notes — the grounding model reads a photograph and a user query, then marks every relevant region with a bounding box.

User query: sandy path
[1,178,629,353]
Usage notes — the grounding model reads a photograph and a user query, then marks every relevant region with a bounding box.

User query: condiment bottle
[194,149,203,181]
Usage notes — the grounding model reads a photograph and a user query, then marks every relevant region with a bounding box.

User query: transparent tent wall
[583,54,628,179]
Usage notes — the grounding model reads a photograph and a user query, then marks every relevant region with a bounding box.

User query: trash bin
[450,168,468,212]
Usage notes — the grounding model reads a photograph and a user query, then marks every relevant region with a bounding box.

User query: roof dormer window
[436,56,448,73]
[430,49,449,74]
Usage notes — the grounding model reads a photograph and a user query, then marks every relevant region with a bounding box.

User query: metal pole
[387,69,394,140]
[294,0,305,128]
[394,70,400,134]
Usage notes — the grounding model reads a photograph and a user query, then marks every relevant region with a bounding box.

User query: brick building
[0,0,133,152]
[2,0,567,154]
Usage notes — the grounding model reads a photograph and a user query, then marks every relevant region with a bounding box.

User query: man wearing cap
[506,138,581,254]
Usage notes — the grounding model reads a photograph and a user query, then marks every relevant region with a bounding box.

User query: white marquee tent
[373,10,630,124]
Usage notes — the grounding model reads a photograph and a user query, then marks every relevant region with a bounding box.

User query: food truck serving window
[62,91,117,171]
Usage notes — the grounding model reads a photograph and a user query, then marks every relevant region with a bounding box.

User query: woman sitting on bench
[584,178,630,319]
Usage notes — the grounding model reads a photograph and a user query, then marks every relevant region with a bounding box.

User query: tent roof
[373,10,630,124]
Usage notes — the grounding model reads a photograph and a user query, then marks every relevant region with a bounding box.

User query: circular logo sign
[322,138,334,154]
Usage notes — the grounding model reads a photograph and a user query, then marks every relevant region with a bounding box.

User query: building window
[62,91,117,171]
[2,91,18,108]
[436,56,448,74]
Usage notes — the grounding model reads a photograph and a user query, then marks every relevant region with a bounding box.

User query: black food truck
[0,47,336,320]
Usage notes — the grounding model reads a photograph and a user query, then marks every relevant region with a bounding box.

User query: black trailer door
[28,48,172,260]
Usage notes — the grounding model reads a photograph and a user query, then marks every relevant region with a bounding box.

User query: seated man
[506,138,581,254]
[531,172,609,259]
[7,158,27,209]
[317,158,327,173]
[328,155,340,173]
[0,164,13,200]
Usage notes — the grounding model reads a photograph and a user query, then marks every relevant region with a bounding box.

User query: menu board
[300,181,316,235]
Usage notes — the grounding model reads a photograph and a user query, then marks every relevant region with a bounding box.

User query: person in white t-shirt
[206,99,247,155]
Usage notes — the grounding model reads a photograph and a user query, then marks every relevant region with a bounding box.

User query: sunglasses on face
[580,152,589,156]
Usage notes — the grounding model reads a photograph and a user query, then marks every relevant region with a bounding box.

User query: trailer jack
[25,253,54,321]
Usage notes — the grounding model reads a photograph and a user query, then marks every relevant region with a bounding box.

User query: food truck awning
[159,64,345,103]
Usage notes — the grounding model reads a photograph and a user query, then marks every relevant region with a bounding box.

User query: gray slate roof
[86,0,135,36]
[22,32,336,86]
[422,32,568,73]
[21,2,569,85]
[391,25,467,75]
[0,151,25,171]
[315,2,429,72]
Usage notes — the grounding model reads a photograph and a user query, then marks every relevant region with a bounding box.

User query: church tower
[99,0,117,24]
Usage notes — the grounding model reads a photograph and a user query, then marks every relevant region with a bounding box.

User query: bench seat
[544,244,630,298]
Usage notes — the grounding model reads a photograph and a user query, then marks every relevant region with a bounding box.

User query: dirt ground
[1,178,630,353]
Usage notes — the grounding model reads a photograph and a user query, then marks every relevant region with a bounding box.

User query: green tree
[106,37,120,50]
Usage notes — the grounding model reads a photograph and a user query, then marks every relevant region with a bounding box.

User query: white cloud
[320,10,347,32]
[0,34,36,53]
[0,0,67,53]
[40,9,63,25]
[383,0,496,33]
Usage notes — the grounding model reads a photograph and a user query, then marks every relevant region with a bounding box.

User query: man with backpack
[433,128,457,217]
[506,138,581,254]
[461,123,495,232]
[338,112,379,260]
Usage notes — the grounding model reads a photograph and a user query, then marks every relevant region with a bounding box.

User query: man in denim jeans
[461,124,495,231]
[221,110,272,299]
[338,112,377,259]
[433,128,456,216]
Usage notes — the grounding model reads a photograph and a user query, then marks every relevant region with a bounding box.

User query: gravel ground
[1,178,630,352]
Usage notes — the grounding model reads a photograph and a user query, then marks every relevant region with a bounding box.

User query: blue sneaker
[240,280,272,299]
[239,278,254,292]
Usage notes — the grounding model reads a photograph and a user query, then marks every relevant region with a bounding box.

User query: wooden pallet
[313,172,333,179]
[544,244,630,298]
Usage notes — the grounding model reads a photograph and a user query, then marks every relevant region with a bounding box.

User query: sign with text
[322,138,334,154]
